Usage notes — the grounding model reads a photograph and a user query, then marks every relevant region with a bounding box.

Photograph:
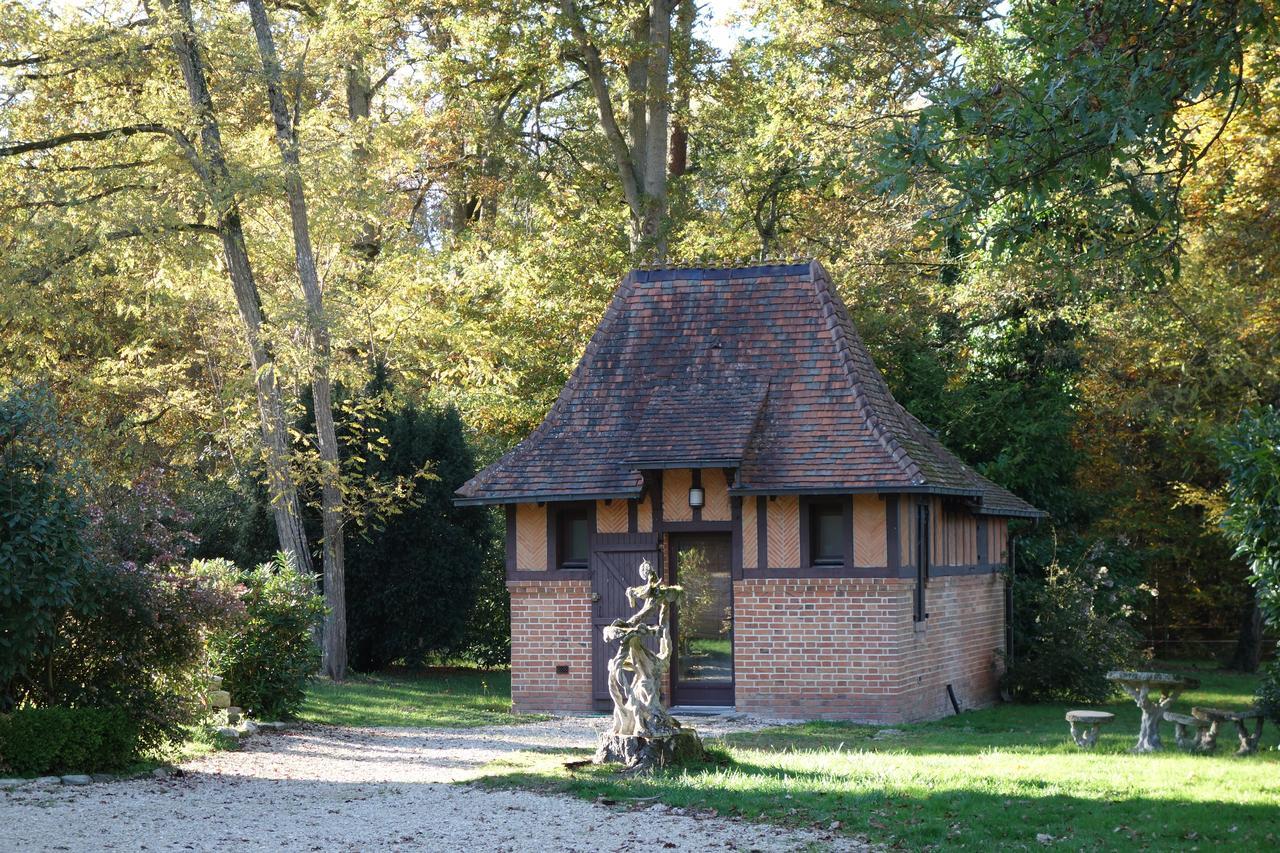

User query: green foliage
[459,513,512,669]
[1218,405,1280,716]
[46,560,239,752]
[883,0,1272,277]
[0,386,239,748]
[0,706,137,776]
[1002,545,1144,702]
[201,557,325,720]
[0,386,94,711]
[345,400,496,670]
[185,476,277,571]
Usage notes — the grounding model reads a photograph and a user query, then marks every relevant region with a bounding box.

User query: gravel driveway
[0,716,866,852]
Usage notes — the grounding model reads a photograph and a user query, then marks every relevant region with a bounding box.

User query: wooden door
[590,533,661,707]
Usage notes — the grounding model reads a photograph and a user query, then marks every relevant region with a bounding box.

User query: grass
[477,661,1280,850]
[298,666,547,728]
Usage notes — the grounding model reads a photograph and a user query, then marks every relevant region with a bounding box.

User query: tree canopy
[2,0,1278,671]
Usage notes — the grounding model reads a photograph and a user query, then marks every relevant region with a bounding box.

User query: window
[809,501,845,566]
[557,505,589,568]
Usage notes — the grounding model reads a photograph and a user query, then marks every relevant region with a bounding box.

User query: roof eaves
[729,484,983,497]
[454,488,643,507]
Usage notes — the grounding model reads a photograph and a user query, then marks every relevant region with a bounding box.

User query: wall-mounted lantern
[688,486,705,508]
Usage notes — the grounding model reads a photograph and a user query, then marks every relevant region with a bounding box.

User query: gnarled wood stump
[592,559,706,774]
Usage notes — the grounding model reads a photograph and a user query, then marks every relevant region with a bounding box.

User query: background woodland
[2,0,1277,686]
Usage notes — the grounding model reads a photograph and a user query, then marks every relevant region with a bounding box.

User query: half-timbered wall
[513,503,547,571]
[503,479,1016,720]
[596,499,628,534]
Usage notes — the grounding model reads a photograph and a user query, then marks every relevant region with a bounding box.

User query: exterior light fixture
[688,487,705,508]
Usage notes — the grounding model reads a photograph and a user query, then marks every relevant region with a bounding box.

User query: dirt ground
[0,716,865,852]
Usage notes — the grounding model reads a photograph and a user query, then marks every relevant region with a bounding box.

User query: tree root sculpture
[591,558,706,774]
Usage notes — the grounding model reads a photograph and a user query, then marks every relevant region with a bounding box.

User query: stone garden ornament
[593,559,705,773]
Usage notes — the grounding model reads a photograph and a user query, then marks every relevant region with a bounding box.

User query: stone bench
[1192,707,1265,755]
[1162,711,1213,752]
[1066,710,1115,749]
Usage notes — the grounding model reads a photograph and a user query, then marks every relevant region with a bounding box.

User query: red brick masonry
[508,578,594,712]
[734,574,1005,722]
[509,573,1005,722]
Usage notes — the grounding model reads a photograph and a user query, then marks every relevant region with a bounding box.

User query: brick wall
[507,578,594,712]
[732,574,1004,722]
[896,573,1006,720]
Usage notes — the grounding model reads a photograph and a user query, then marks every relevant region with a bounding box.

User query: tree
[244,0,347,679]
[1218,407,1280,713]
[150,0,315,574]
[559,0,682,258]
[882,0,1271,278]
[345,399,493,670]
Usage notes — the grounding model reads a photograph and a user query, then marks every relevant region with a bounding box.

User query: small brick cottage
[456,260,1044,723]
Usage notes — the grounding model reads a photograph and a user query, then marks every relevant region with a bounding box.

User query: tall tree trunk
[247,0,347,681]
[1227,585,1263,672]
[345,55,380,260]
[668,0,693,179]
[627,6,650,190]
[641,0,671,260]
[155,0,313,575]
[561,0,645,250]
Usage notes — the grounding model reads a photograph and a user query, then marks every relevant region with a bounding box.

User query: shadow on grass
[479,744,1280,850]
[476,664,1278,851]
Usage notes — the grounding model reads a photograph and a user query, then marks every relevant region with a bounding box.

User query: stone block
[61,775,92,786]
[207,690,231,709]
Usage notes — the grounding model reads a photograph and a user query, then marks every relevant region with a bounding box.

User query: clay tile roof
[628,379,768,468]
[456,260,1045,518]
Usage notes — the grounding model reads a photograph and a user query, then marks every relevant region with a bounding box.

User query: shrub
[202,557,325,720]
[0,387,239,749]
[0,386,95,711]
[0,706,137,775]
[1002,545,1143,702]
[48,560,240,752]
[1218,405,1280,720]
[87,467,199,569]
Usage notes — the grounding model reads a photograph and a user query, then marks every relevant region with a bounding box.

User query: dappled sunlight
[479,665,1280,848]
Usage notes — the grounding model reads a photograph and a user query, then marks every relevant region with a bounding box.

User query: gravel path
[0,715,866,852]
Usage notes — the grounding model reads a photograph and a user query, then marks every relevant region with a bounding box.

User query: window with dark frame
[809,501,845,566]
[557,505,589,568]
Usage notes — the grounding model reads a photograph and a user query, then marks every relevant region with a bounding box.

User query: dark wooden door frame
[668,530,735,706]
[589,532,661,709]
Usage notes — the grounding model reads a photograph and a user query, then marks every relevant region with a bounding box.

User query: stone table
[1105,670,1200,753]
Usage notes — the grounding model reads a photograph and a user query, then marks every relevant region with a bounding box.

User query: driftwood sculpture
[592,559,705,773]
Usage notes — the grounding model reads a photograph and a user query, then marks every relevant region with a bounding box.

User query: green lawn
[477,662,1280,850]
[299,667,545,728]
